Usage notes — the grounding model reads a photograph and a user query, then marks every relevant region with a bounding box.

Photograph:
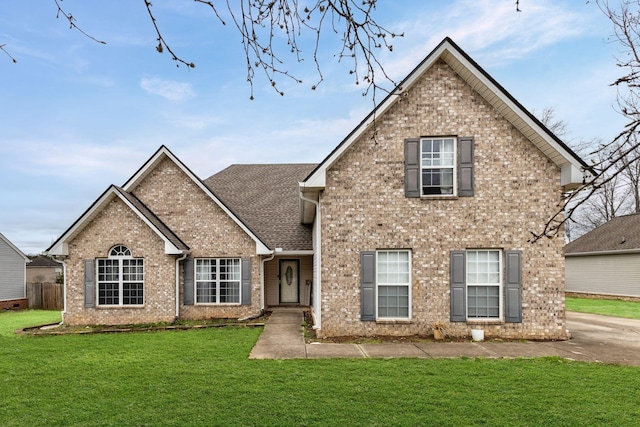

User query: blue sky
[0,0,629,254]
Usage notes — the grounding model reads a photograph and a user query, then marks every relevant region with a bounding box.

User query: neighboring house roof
[205,164,318,252]
[27,255,62,268]
[47,185,190,256]
[0,232,30,262]
[302,37,590,200]
[565,213,640,256]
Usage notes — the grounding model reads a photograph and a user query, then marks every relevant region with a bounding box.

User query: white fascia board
[47,187,185,257]
[125,146,271,255]
[46,189,116,256]
[0,233,30,261]
[566,249,640,257]
[302,42,453,188]
[443,47,585,171]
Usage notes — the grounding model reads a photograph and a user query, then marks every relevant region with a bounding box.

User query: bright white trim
[175,253,188,319]
[375,249,412,321]
[0,232,30,262]
[47,187,184,256]
[300,192,322,330]
[466,249,503,320]
[420,137,457,197]
[566,248,640,257]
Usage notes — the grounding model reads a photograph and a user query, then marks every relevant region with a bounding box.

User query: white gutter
[53,257,67,324]
[260,252,275,310]
[175,253,188,320]
[299,190,321,330]
[565,248,640,257]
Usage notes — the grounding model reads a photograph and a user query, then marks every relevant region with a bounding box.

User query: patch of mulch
[18,316,268,336]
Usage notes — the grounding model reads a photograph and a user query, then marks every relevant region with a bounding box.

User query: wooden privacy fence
[27,282,63,310]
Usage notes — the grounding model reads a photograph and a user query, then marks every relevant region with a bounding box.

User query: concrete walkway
[249,308,640,366]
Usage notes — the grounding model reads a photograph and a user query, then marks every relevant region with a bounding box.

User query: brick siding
[64,157,261,325]
[316,59,567,340]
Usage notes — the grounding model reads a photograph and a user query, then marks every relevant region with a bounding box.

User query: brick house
[47,38,588,339]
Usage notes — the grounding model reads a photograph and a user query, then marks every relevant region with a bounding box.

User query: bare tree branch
[54,0,106,45]
[0,44,17,63]
[143,0,195,69]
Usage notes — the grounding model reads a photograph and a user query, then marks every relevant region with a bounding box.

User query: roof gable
[302,37,589,191]
[0,233,30,262]
[46,185,190,256]
[123,146,271,255]
[565,213,640,255]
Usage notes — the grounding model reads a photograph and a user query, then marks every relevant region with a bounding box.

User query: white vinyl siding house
[0,233,30,302]
[565,213,640,298]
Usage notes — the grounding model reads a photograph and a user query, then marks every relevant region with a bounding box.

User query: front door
[279,259,299,304]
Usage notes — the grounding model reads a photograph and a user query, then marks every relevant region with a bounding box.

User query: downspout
[299,190,321,330]
[238,252,274,321]
[260,253,275,311]
[53,257,67,325]
[175,253,188,321]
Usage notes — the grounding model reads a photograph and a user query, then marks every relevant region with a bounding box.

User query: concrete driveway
[561,311,640,366]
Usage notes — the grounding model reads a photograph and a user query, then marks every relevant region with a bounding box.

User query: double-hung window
[97,245,144,306]
[466,250,501,319]
[421,137,456,195]
[377,250,411,319]
[195,258,241,304]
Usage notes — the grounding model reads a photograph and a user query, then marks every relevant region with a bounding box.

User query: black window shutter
[84,260,95,308]
[183,258,194,306]
[458,137,474,197]
[450,251,466,322]
[505,251,523,323]
[241,258,251,305]
[360,251,376,321]
[404,138,421,198]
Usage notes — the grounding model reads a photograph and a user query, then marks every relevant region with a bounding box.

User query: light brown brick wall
[64,197,176,325]
[64,156,261,325]
[130,157,260,320]
[317,60,567,340]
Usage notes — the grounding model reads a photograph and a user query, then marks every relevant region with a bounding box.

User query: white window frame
[420,137,457,196]
[466,249,502,320]
[96,245,144,307]
[376,250,412,320]
[195,258,242,305]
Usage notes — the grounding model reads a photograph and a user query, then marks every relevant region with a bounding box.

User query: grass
[1,311,640,426]
[566,296,640,319]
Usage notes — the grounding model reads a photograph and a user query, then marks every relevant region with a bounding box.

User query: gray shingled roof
[204,164,318,251]
[28,255,62,267]
[565,213,640,255]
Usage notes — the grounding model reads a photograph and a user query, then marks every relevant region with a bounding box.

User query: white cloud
[140,77,196,101]
[383,0,600,78]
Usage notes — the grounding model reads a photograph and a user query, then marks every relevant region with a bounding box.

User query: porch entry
[279,259,299,304]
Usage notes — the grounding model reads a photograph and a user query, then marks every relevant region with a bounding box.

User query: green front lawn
[1,310,639,426]
[566,296,640,320]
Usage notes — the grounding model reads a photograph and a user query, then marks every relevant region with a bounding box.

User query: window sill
[376,318,412,324]
[194,303,241,306]
[466,318,503,325]
[96,305,145,309]
[419,195,459,200]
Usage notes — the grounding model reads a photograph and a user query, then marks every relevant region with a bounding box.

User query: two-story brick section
[47,38,589,339]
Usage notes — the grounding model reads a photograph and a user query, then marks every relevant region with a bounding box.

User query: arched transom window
[97,245,144,306]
